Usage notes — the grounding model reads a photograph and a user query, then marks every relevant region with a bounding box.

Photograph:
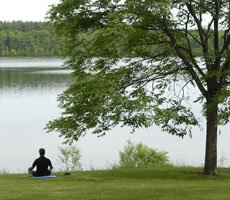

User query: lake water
[1,58,230,173]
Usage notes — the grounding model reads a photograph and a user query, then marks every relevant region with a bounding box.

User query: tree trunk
[204,100,218,175]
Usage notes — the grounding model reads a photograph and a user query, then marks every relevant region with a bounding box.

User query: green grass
[2,167,230,200]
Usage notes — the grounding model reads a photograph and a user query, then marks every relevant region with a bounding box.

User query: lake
[0,58,230,173]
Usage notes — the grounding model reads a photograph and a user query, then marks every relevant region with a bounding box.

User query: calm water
[0,58,230,173]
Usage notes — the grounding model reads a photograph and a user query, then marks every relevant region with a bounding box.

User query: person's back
[28,148,53,177]
[33,156,52,176]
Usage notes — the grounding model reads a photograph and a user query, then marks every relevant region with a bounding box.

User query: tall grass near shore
[1,167,230,200]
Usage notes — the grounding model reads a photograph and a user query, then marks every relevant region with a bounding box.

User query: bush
[118,140,170,168]
[58,146,82,171]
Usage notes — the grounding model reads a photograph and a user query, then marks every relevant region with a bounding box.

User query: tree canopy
[46,0,230,175]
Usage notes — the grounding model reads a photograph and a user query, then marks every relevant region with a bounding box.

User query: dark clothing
[32,156,53,177]
[32,170,51,177]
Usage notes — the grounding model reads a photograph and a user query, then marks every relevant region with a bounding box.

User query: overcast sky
[0,0,60,22]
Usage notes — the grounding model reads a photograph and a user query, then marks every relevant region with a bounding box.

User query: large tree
[46,0,230,175]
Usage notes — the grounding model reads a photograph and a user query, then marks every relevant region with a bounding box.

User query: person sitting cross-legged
[28,148,53,177]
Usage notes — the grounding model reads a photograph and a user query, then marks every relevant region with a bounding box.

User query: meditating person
[28,148,53,177]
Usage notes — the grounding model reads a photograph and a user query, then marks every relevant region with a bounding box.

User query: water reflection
[0,67,73,89]
[0,59,73,91]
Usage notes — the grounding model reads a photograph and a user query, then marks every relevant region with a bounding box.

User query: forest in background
[0,21,225,58]
[0,21,63,57]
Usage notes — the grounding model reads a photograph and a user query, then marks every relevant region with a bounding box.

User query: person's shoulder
[43,156,50,160]
[45,157,52,164]
[46,157,52,161]
[33,158,39,164]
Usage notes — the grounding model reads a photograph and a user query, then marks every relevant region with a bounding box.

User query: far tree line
[0,21,63,57]
[0,21,226,58]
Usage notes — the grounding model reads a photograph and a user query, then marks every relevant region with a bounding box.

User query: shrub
[118,140,170,168]
[58,146,82,171]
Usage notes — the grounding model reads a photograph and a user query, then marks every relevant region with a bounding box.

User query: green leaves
[46,65,156,142]
[45,56,200,142]
[153,102,199,138]
[119,140,170,168]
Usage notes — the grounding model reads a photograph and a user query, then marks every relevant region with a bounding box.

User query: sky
[0,0,60,22]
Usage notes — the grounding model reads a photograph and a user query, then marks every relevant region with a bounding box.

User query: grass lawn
[1,167,230,200]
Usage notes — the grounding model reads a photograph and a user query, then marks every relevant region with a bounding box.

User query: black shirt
[32,156,53,176]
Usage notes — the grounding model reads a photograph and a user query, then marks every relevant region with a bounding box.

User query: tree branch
[162,16,207,98]
[185,1,206,47]
[132,24,163,31]
[219,60,230,89]
[220,33,230,55]
[213,0,221,70]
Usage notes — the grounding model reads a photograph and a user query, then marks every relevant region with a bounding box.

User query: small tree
[58,146,82,171]
[119,140,170,168]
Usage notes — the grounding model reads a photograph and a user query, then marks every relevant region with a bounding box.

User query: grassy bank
[1,167,230,200]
